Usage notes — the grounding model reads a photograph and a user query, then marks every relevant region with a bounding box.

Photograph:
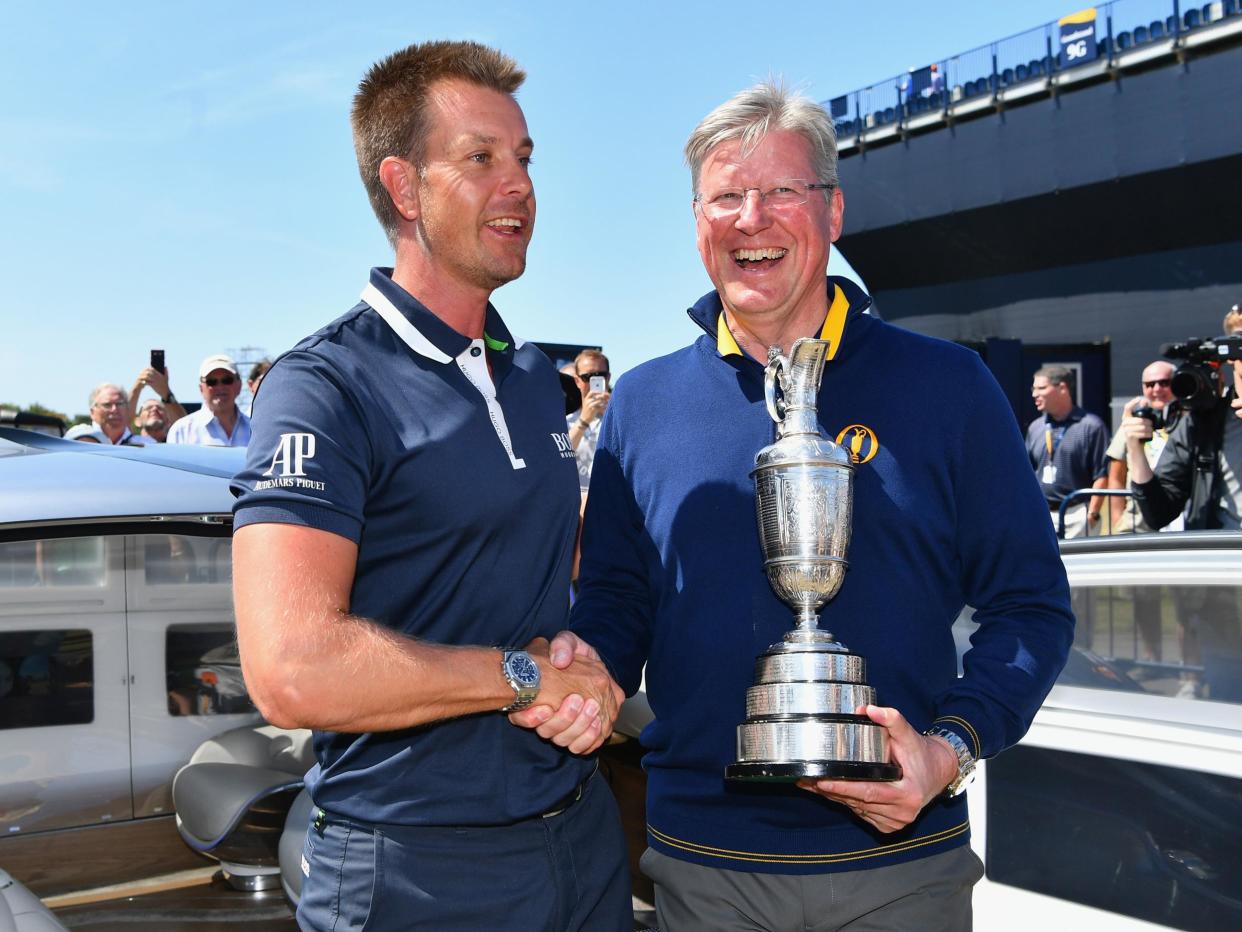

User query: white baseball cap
[198,354,240,381]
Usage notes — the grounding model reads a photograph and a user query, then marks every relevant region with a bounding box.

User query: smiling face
[90,387,129,439]
[1140,361,1175,410]
[199,368,240,416]
[412,79,535,294]
[695,130,843,334]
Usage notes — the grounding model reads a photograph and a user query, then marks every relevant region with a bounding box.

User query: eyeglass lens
[204,376,236,387]
[1143,379,1172,388]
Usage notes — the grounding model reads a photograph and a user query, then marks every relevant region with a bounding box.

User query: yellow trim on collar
[820,283,848,360]
[716,312,743,357]
[716,284,849,359]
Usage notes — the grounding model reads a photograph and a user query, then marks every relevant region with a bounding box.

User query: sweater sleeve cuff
[929,715,982,760]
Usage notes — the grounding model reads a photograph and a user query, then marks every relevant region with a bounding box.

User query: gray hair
[88,383,125,408]
[684,80,839,196]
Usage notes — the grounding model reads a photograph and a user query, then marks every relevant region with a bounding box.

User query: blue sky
[1,0,1081,418]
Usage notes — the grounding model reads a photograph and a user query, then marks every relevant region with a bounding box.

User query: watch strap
[925,725,976,797]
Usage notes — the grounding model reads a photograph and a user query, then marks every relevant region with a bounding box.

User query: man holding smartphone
[566,349,611,491]
[127,348,187,428]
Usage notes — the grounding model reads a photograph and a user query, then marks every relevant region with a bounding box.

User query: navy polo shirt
[231,267,587,827]
[1024,407,1109,506]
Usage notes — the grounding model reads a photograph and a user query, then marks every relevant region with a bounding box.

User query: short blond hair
[351,41,525,248]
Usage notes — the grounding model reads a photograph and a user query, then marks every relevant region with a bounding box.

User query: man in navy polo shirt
[230,40,629,931]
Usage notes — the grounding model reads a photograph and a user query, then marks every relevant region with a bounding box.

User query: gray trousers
[640,844,983,932]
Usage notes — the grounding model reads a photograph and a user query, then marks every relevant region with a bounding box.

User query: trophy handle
[764,354,788,424]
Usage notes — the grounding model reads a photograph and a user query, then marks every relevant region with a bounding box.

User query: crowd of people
[1028,303,1242,539]
[64,355,271,447]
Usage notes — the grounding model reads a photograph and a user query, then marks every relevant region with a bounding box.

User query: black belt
[541,761,598,819]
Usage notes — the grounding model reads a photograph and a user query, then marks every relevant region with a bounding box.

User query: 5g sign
[1058,8,1099,67]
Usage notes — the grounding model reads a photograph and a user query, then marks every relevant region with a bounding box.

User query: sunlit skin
[90,387,129,442]
[694,130,844,359]
[1031,376,1073,420]
[379,79,534,338]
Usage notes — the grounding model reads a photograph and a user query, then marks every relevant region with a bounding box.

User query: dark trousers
[297,770,631,931]
[641,844,983,932]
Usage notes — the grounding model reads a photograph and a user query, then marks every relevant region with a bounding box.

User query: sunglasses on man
[203,376,237,387]
[1142,378,1172,389]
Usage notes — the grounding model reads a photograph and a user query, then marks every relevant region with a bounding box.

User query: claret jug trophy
[726,338,901,782]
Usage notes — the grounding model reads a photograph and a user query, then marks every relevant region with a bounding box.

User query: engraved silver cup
[726,338,901,782]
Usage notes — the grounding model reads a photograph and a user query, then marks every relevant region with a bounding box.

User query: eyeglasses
[1142,379,1172,389]
[202,375,237,387]
[92,401,127,410]
[577,370,609,381]
[694,179,834,220]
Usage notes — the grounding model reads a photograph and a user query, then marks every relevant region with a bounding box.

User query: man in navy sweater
[514,81,1073,930]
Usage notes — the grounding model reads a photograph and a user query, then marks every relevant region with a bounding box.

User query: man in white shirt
[166,354,252,447]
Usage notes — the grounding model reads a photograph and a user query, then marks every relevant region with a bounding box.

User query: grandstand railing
[828,0,1241,142]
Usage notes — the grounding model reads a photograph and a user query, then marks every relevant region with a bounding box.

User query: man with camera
[1127,306,1242,531]
[1105,361,1176,533]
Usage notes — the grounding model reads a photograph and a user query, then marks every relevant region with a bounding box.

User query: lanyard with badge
[1042,422,1067,484]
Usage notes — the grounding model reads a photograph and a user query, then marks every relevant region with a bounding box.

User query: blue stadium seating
[1001,67,1014,85]
[1228,0,1241,17]
[1184,8,1201,28]
[1167,14,1178,33]
[1117,30,1133,50]
[1135,25,1150,43]
[1015,64,1029,81]
[1150,20,1166,39]
[1098,36,1112,57]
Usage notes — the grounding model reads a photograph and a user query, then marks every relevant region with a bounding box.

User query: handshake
[507,633,622,756]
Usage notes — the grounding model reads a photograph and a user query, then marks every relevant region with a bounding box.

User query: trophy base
[725,760,903,782]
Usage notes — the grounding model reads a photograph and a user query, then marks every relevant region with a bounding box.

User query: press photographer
[1126,305,1242,530]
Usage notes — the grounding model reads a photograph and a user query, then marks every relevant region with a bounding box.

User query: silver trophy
[726,337,901,782]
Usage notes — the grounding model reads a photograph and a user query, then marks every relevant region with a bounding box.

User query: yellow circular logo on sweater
[835,424,879,465]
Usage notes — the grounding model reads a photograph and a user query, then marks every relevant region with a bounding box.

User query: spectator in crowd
[86,383,150,445]
[245,359,272,415]
[229,40,629,931]
[516,80,1072,930]
[1106,360,1176,533]
[565,349,610,491]
[1130,305,1242,530]
[1027,365,1109,537]
[928,62,945,97]
[128,364,186,426]
[135,399,171,443]
[166,355,252,447]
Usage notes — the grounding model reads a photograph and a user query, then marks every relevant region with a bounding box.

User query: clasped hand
[508,634,622,756]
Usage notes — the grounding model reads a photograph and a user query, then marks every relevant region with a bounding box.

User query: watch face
[508,652,540,687]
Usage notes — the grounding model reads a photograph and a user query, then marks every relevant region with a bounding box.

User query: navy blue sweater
[572,278,1073,873]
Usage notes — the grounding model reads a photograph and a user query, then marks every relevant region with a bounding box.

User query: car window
[165,623,255,717]
[0,538,106,588]
[987,744,1242,929]
[0,628,93,730]
[144,536,232,586]
[1067,584,1242,704]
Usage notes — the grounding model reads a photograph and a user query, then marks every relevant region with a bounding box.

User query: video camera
[1160,334,1242,411]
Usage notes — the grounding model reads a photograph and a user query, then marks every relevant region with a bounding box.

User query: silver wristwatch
[500,649,541,712]
[925,725,977,797]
